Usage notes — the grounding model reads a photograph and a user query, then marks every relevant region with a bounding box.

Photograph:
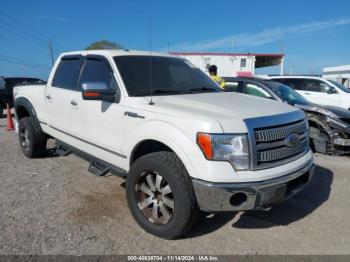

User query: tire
[18,117,47,158]
[0,104,3,118]
[126,151,199,239]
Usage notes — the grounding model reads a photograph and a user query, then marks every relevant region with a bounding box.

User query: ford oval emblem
[285,133,300,148]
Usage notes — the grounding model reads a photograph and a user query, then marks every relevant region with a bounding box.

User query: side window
[79,58,116,90]
[282,79,305,91]
[304,79,333,93]
[243,83,272,98]
[224,81,240,92]
[240,58,247,68]
[52,57,81,89]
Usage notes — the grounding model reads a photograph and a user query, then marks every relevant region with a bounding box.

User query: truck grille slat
[255,121,307,142]
[252,119,309,169]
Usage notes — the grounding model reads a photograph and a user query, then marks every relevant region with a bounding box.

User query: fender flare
[14,97,42,131]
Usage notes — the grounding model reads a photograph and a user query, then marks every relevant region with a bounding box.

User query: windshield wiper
[134,89,191,96]
[189,86,221,92]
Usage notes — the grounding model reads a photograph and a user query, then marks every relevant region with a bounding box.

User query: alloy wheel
[135,171,175,225]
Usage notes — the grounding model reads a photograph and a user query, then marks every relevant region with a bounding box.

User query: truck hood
[151,92,300,132]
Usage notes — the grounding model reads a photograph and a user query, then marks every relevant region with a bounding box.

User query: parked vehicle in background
[269,76,350,110]
[13,50,314,239]
[224,77,350,155]
[0,77,45,114]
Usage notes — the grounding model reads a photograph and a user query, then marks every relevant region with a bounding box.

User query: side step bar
[55,144,72,156]
[55,141,127,178]
[88,160,110,177]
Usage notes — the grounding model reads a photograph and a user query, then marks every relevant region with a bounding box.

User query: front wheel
[126,151,199,239]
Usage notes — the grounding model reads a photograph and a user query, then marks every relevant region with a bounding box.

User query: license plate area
[258,184,287,206]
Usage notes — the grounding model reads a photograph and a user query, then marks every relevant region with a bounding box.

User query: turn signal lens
[197,133,213,159]
[83,92,100,97]
[197,133,250,171]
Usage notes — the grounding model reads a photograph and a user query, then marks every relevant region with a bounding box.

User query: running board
[55,140,128,178]
[88,160,110,177]
[55,144,72,156]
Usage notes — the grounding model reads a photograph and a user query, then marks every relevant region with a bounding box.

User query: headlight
[197,133,250,170]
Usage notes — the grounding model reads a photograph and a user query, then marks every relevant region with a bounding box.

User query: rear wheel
[126,151,199,239]
[18,117,47,158]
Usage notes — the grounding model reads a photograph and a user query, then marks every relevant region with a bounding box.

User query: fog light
[230,192,248,207]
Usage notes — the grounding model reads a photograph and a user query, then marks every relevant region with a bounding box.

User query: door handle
[70,100,78,106]
[304,92,311,95]
[46,95,52,100]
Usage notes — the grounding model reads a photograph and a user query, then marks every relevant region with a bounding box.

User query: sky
[0,0,349,79]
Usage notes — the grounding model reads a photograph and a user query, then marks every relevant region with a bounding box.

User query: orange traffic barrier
[6,103,15,131]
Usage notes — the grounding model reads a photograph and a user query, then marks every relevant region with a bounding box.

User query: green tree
[85,40,124,50]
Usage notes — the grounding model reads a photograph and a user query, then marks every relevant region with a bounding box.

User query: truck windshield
[328,80,350,93]
[114,56,222,96]
[269,82,311,106]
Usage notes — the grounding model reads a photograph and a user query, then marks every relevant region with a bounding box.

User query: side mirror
[81,82,116,102]
[324,85,337,94]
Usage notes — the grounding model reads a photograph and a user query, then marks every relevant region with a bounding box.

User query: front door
[300,79,340,107]
[70,55,124,166]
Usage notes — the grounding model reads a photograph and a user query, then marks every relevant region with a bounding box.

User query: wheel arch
[125,121,199,179]
[14,97,42,130]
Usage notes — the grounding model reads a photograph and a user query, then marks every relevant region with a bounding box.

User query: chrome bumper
[192,160,315,212]
[333,138,350,146]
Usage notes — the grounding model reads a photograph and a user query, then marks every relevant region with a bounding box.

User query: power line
[0,11,65,61]
[0,20,50,49]
[0,34,49,58]
[0,55,50,69]
[0,10,65,52]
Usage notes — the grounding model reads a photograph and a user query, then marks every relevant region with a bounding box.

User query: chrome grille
[255,120,307,142]
[258,139,308,162]
[253,119,309,169]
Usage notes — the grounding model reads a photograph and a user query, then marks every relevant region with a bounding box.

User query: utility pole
[49,40,54,66]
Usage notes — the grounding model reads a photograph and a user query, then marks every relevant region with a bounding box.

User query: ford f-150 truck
[13,50,315,239]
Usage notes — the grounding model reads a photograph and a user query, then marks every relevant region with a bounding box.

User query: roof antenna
[148,16,154,105]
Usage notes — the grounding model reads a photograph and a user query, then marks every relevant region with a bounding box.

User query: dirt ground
[0,117,349,255]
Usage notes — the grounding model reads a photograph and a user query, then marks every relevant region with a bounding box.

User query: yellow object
[211,75,225,88]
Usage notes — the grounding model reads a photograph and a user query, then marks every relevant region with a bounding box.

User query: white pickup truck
[13,50,314,239]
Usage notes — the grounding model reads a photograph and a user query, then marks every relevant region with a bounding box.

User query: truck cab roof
[60,49,179,59]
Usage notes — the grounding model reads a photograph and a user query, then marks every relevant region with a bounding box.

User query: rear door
[70,55,124,166]
[45,55,83,139]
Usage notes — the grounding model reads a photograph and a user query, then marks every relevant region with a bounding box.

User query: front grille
[253,119,309,169]
[255,121,307,142]
[257,139,308,162]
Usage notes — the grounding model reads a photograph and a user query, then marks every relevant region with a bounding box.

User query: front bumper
[192,160,315,212]
[333,138,350,147]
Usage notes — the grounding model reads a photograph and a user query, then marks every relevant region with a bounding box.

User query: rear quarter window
[274,78,306,91]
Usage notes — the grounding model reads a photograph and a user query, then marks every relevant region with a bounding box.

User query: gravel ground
[0,117,349,255]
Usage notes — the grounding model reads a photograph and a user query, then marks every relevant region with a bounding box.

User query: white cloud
[37,16,69,22]
[168,18,350,51]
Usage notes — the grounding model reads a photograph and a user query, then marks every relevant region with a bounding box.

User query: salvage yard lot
[0,117,349,255]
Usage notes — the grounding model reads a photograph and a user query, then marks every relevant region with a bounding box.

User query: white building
[323,65,350,88]
[170,52,285,77]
